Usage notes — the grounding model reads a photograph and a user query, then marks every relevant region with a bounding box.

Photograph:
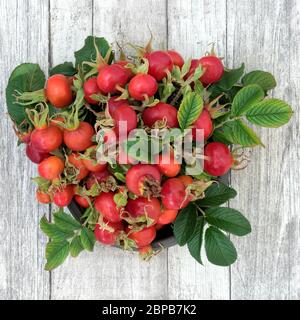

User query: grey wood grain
[227,0,300,300]
[50,0,169,300]
[0,0,50,300]
[167,0,230,300]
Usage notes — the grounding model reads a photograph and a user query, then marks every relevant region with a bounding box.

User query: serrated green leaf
[231,84,265,116]
[40,216,74,241]
[216,63,245,91]
[69,236,84,257]
[242,70,277,92]
[173,203,198,246]
[205,207,251,236]
[246,99,293,128]
[194,80,204,95]
[171,65,182,81]
[53,210,82,232]
[187,217,205,264]
[205,226,237,266]
[74,36,112,70]
[197,183,237,207]
[193,66,203,81]
[181,58,192,78]
[178,92,203,129]
[45,241,69,271]
[222,120,264,147]
[50,62,77,76]
[6,63,45,125]
[80,227,96,252]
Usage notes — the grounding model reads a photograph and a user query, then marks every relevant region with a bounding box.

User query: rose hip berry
[128,74,158,101]
[85,168,111,190]
[63,121,94,152]
[127,226,156,248]
[26,143,49,164]
[82,145,107,173]
[94,192,123,223]
[192,109,213,141]
[115,60,134,79]
[125,197,161,225]
[94,220,123,245]
[145,50,174,81]
[107,96,130,117]
[36,190,51,204]
[30,125,63,153]
[156,149,181,177]
[167,50,184,68]
[83,77,101,104]
[199,56,224,85]
[97,64,128,94]
[161,178,191,210]
[204,142,234,176]
[53,184,75,207]
[74,195,90,208]
[126,164,161,198]
[112,105,137,135]
[38,156,64,180]
[157,208,178,225]
[46,74,73,108]
[142,102,179,128]
[68,153,89,181]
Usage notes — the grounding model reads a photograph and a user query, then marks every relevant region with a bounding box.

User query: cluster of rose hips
[21,44,234,255]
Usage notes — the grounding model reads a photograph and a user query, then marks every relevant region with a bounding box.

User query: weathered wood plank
[0,0,50,300]
[167,0,230,300]
[48,0,93,299]
[50,0,169,300]
[227,0,300,300]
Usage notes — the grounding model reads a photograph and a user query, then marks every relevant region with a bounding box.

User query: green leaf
[181,58,191,78]
[194,80,204,95]
[177,92,203,129]
[187,217,205,264]
[80,227,96,252]
[246,99,293,128]
[173,203,198,246]
[205,226,237,266]
[222,120,264,147]
[216,63,245,91]
[6,63,45,125]
[45,241,70,271]
[114,193,128,207]
[242,70,277,92]
[193,66,203,81]
[53,210,82,232]
[69,236,84,258]
[212,129,233,145]
[205,207,251,236]
[40,216,74,241]
[231,84,265,116]
[197,183,237,207]
[75,36,112,70]
[114,172,126,183]
[50,62,77,76]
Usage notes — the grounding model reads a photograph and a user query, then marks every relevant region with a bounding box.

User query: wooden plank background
[0,0,299,300]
